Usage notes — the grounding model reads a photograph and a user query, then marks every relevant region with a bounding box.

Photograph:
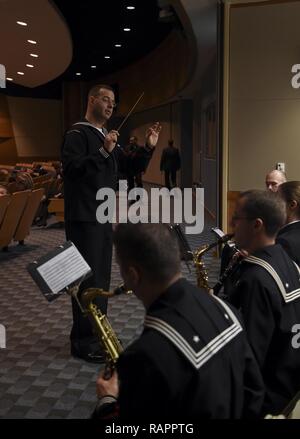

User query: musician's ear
[289,200,298,211]
[253,218,263,232]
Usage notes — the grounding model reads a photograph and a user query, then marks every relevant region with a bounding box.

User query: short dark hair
[279,181,300,217]
[240,190,286,237]
[113,224,181,283]
[168,140,174,146]
[88,84,114,99]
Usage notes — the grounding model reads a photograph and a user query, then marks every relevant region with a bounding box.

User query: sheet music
[37,244,91,294]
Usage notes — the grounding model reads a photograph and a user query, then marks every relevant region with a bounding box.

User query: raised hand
[145,122,162,148]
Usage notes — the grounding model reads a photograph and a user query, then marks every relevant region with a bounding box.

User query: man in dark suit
[160,140,181,189]
[61,84,161,362]
[277,181,300,265]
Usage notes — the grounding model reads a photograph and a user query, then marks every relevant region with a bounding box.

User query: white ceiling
[0,0,72,87]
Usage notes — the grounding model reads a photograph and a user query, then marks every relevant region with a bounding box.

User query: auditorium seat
[0,190,30,250]
[48,198,64,222]
[0,195,11,227]
[14,188,45,244]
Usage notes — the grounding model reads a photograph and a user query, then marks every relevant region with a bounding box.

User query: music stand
[27,241,92,303]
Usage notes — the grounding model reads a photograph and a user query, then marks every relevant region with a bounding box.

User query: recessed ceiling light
[30,53,38,58]
[126,6,135,10]
[6,78,13,81]
[76,72,82,76]
[91,65,97,69]
[115,44,122,48]
[17,72,25,75]
[27,40,37,44]
[104,56,110,59]
[17,21,27,26]
[123,28,131,32]
[26,64,34,68]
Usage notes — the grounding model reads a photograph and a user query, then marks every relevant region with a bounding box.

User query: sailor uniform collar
[73,120,107,137]
[243,245,300,303]
[145,278,243,370]
[278,220,300,234]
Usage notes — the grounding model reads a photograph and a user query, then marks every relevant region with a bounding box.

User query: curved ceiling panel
[0,0,72,87]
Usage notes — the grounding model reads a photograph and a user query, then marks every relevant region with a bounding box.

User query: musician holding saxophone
[96,223,264,420]
[226,190,300,416]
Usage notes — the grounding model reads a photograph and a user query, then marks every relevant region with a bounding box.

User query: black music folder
[27,241,92,302]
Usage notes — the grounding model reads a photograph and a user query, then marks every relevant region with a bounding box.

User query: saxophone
[78,285,132,419]
[193,233,235,294]
[80,287,126,377]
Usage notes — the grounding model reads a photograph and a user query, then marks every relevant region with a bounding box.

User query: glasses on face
[95,95,117,108]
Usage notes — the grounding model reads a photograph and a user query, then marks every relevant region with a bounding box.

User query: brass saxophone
[193,233,235,294]
[80,287,128,377]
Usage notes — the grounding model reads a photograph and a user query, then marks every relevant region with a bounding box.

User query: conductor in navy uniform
[61,84,161,362]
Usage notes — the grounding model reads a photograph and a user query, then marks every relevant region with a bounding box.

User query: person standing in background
[160,140,181,189]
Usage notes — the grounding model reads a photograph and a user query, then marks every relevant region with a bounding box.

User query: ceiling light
[6,78,13,81]
[76,73,82,76]
[115,44,122,48]
[27,40,37,44]
[17,21,27,26]
[123,28,131,32]
[104,56,110,59]
[17,72,25,75]
[26,64,34,68]
[30,53,38,58]
[91,65,97,69]
[126,6,135,10]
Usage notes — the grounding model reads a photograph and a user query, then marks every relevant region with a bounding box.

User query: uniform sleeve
[61,130,110,179]
[229,275,276,369]
[242,337,265,418]
[117,351,171,421]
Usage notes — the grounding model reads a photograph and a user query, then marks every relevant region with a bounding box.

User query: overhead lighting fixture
[6,78,13,81]
[104,56,110,59]
[27,40,37,44]
[123,28,131,32]
[17,72,25,75]
[17,21,27,26]
[30,53,39,58]
[126,6,135,10]
[91,65,97,69]
[76,72,82,76]
[115,44,122,48]
[26,64,34,68]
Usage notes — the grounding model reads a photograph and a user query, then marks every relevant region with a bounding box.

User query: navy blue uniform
[276,221,300,266]
[116,278,264,420]
[61,121,117,355]
[228,245,300,415]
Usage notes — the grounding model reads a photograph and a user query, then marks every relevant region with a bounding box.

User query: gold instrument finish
[193,245,212,292]
[192,234,234,295]
[80,288,123,377]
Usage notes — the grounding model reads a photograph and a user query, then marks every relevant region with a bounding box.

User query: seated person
[228,190,300,416]
[265,169,287,192]
[96,223,264,420]
[0,185,8,197]
[276,181,300,265]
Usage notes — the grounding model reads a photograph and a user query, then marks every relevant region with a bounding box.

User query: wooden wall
[0,94,18,164]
